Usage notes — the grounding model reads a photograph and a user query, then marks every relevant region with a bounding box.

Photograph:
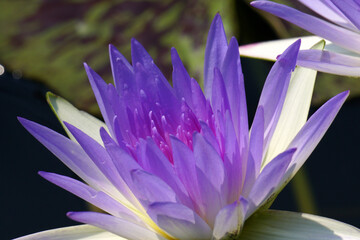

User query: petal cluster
[239,0,360,76]
[18,14,351,240]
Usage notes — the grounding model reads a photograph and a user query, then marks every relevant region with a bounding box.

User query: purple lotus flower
[239,0,360,77]
[17,14,358,240]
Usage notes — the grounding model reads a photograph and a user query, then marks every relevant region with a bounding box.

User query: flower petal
[247,148,296,217]
[255,39,300,157]
[211,67,231,117]
[170,136,202,212]
[283,91,349,183]
[108,44,135,97]
[221,37,249,158]
[38,171,142,225]
[204,13,228,98]
[193,132,225,225]
[251,0,360,53]
[330,0,360,30]
[212,198,248,240]
[84,63,115,138]
[14,224,124,240]
[265,41,323,164]
[297,49,360,76]
[223,112,243,203]
[147,202,212,240]
[17,117,123,202]
[242,106,264,197]
[136,138,193,208]
[46,92,107,144]
[67,212,166,240]
[130,169,178,206]
[239,36,326,61]
[241,210,360,240]
[64,123,138,209]
[297,0,357,30]
[171,47,193,110]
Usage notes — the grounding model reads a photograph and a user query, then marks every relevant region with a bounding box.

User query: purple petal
[39,171,141,224]
[204,13,228,98]
[84,63,115,138]
[17,118,117,197]
[255,39,300,152]
[193,132,225,191]
[106,84,133,143]
[134,62,180,129]
[242,106,264,197]
[251,1,360,53]
[136,138,193,208]
[100,127,142,193]
[247,148,296,217]
[199,121,221,155]
[130,169,178,207]
[330,0,360,30]
[171,48,193,110]
[64,123,135,203]
[108,44,136,97]
[211,67,231,118]
[131,38,174,95]
[190,77,208,121]
[283,91,349,182]
[297,0,356,30]
[170,136,203,214]
[193,132,225,225]
[223,112,243,203]
[221,37,249,145]
[67,212,165,240]
[147,202,212,240]
[297,49,360,76]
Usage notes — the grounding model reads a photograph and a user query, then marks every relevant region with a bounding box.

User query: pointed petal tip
[17,117,36,130]
[83,62,89,69]
[46,91,56,99]
[170,47,180,61]
[250,0,265,7]
[277,39,301,70]
[229,36,239,46]
[108,43,115,50]
[17,116,26,123]
[286,147,297,155]
[211,12,224,29]
[108,44,117,56]
[131,38,142,48]
[343,90,350,97]
[38,171,55,180]
[66,211,76,218]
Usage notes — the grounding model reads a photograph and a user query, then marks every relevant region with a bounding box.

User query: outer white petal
[263,40,323,166]
[238,36,329,61]
[240,210,360,240]
[47,92,108,145]
[15,224,125,240]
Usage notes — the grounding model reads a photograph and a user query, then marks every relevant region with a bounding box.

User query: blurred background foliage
[0,0,359,114]
[0,0,236,114]
[1,0,359,239]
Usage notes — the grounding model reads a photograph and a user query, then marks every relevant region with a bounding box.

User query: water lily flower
[239,0,360,77]
[16,14,359,240]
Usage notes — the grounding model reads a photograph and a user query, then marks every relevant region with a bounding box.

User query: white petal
[47,92,108,145]
[15,224,125,240]
[263,40,323,166]
[212,198,247,240]
[239,36,329,61]
[241,210,360,240]
[324,43,360,58]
